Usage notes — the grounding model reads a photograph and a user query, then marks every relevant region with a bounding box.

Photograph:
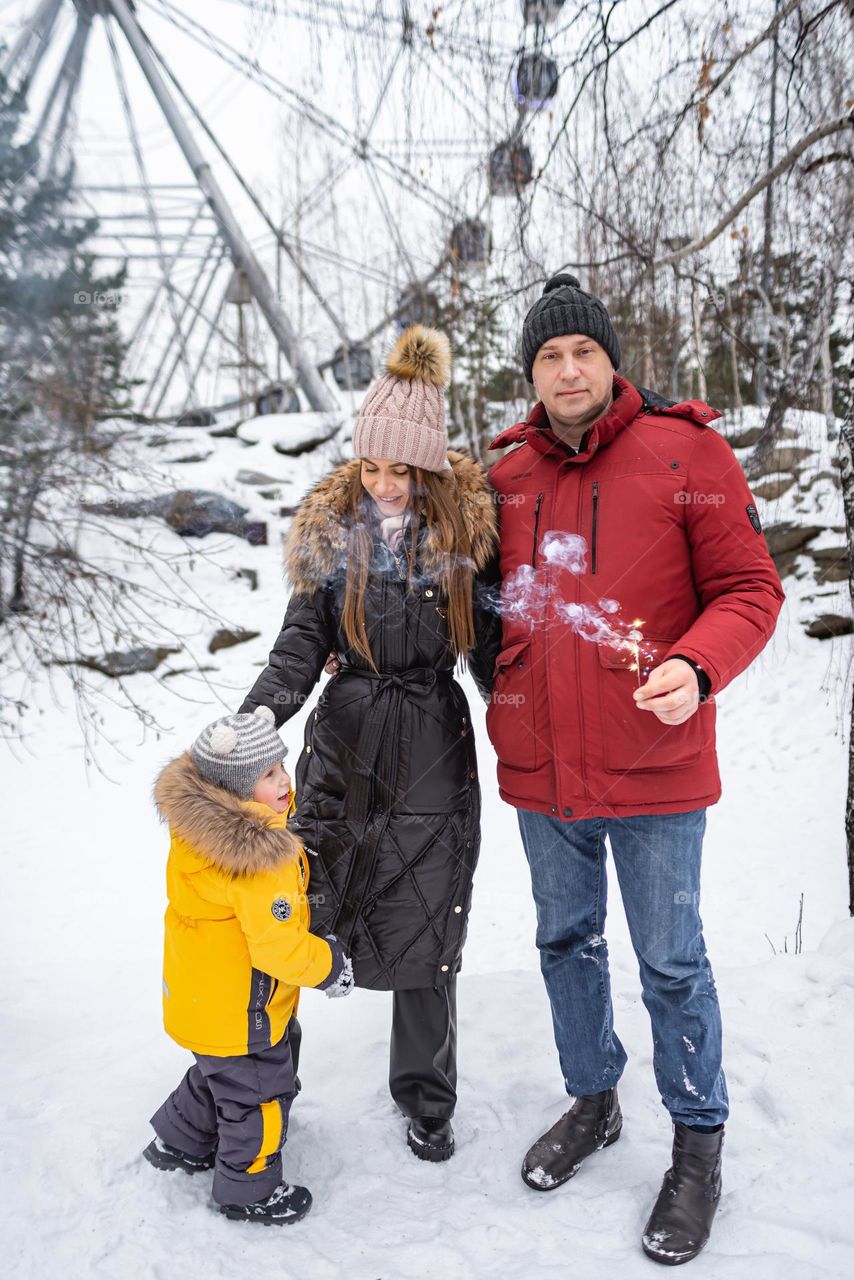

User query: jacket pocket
[597,639,702,774]
[486,640,540,772]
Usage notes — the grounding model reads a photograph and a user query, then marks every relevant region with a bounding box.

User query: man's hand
[633,658,701,726]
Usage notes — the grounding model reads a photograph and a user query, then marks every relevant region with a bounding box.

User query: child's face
[251,759,293,813]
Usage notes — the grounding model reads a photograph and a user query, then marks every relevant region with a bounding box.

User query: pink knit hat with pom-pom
[352,325,452,473]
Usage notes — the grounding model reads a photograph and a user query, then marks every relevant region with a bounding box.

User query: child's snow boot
[219,1181,312,1225]
[143,1136,215,1174]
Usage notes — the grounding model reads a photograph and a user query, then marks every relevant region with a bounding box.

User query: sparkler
[627,618,646,687]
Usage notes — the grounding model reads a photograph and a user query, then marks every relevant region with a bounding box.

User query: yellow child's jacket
[154,752,335,1056]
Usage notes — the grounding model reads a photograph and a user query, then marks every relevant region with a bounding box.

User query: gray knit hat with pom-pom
[521,273,621,382]
[191,705,286,799]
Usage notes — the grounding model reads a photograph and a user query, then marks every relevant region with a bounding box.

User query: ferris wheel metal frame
[1,0,567,422]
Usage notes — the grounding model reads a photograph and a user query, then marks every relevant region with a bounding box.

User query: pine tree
[0,77,130,615]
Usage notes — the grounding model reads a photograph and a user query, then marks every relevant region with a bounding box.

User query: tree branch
[651,112,853,267]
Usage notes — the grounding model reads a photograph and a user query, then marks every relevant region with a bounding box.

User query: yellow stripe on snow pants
[246,1099,283,1174]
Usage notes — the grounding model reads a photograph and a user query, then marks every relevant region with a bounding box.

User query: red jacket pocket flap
[597,637,674,672]
[494,640,531,672]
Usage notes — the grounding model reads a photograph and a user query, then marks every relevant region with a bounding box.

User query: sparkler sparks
[627,618,646,687]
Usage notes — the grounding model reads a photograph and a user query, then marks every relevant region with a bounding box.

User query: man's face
[531,334,614,434]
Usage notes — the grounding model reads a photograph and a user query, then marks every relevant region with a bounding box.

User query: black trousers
[389,979,457,1120]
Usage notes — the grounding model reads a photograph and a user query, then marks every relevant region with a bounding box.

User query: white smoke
[497,532,655,675]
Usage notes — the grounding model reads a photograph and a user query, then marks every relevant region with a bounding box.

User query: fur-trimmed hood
[285,448,498,595]
[154,752,300,876]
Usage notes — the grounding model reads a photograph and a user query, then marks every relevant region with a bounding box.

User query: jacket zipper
[532,492,544,568]
[575,474,589,802]
[591,482,600,575]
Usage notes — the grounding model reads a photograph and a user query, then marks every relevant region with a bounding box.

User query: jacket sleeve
[665,428,785,695]
[239,586,336,727]
[225,864,339,989]
[468,551,503,702]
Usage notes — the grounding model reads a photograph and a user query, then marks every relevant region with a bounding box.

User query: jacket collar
[285,448,498,594]
[489,376,720,460]
[154,753,300,876]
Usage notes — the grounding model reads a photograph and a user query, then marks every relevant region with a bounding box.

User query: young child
[143,705,352,1224]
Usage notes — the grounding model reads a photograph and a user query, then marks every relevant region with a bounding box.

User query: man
[485,274,784,1265]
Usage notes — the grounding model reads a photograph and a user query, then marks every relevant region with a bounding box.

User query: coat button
[425,588,434,598]
[550,806,557,814]
[563,806,573,817]
[305,745,312,754]
[469,770,476,780]
[454,905,462,914]
[441,964,449,972]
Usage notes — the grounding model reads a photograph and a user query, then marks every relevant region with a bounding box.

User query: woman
[240,325,500,1161]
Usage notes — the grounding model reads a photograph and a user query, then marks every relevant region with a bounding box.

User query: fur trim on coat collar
[285,448,498,595]
[154,752,300,875]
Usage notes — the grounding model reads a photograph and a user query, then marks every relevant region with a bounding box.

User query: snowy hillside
[1,407,853,1279]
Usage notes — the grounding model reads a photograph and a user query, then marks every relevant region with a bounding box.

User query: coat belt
[339,666,451,829]
[331,666,452,944]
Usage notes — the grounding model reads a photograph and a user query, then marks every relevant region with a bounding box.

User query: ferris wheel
[1,0,570,421]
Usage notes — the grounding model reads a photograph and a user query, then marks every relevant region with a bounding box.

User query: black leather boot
[521,1088,622,1190]
[407,1115,455,1161]
[642,1123,724,1265]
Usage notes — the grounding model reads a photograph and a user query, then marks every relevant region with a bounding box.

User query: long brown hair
[342,463,476,670]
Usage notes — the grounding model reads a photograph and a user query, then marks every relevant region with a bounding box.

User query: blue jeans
[517,808,728,1127]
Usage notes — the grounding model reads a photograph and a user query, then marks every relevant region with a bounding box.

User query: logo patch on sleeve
[271,897,292,921]
[746,503,762,534]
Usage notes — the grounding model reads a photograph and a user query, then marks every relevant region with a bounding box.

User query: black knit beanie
[521,273,621,383]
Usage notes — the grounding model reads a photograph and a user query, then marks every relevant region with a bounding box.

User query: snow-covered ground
[2,410,853,1279]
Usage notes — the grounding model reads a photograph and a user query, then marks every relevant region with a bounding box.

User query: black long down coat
[240,450,500,991]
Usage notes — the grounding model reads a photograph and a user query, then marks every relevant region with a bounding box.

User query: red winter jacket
[485,376,785,820]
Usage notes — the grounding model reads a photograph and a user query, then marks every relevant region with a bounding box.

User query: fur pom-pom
[209,723,238,756]
[386,325,451,387]
[252,705,276,726]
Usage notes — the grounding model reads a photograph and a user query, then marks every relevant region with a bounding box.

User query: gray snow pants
[151,1017,300,1206]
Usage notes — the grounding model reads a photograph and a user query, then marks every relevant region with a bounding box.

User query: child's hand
[317,933,354,997]
[324,954,354,999]
[324,651,341,676]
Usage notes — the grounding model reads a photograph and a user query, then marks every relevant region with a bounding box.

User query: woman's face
[360,457,411,517]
